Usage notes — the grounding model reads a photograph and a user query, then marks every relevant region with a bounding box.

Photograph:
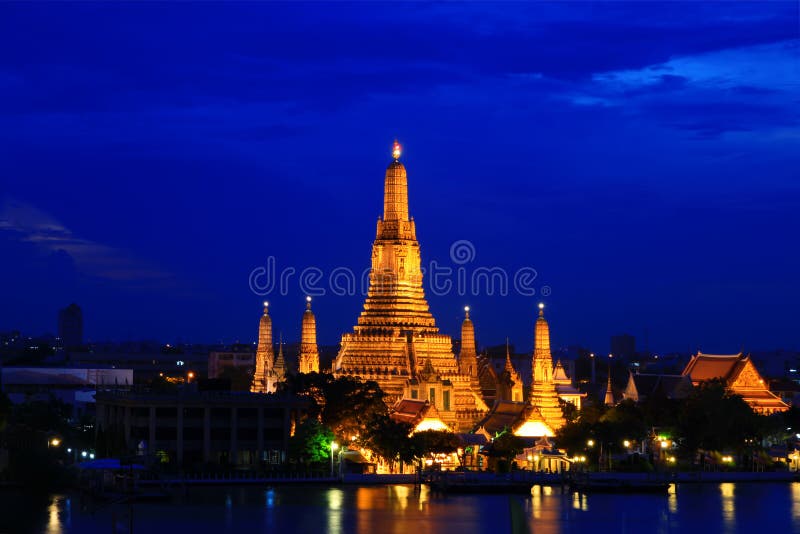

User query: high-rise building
[333,141,487,431]
[58,303,83,349]
[611,334,636,360]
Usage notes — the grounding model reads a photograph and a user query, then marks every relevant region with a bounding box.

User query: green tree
[288,418,335,465]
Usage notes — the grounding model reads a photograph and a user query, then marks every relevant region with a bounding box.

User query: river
[9,482,800,533]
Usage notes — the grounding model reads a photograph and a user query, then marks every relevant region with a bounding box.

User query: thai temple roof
[682,352,747,383]
[682,351,788,414]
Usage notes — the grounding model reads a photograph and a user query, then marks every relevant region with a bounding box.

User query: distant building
[95,390,309,468]
[2,367,132,418]
[611,334,635,360]
[58,303,83,349]
[621,372,693,403]
[208,349,255,379]
[682,352,789,414]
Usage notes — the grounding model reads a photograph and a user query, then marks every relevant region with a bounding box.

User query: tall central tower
[334,142,487,431]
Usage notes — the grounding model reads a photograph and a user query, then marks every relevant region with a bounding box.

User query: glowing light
[514,420,554,437]
[661,440,669,449]
[263,301,269,307]
[414,418,449,433]
[331,441,339,451]
[464,306,470,312]
[623,440,631,448]
[188,371,195,379]
[668,456,676,463]
[89,453,95,459]
[50,438,61,447]
[587,439,595,447]
[527,455,533,462]
[81,451,87,458]
[392,140,402,160]
[306,296,312,303]
[67,448,72,453]
[538,302,544,310]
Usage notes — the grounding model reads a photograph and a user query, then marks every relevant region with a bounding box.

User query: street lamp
[623,440,631,449]
[330,441,339,477]
[587,439,595,448]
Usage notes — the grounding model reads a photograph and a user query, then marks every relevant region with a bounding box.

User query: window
[429,388,436,406]
[443,390,450,411]
[411,389,418,399]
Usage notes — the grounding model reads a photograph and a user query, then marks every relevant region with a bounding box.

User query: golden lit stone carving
[334,142,487,431]
[299,297,320,374]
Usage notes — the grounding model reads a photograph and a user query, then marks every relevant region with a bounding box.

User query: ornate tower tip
[263,301,269,308]
[464,305,470,318]
[392,140,402,160]
[538,302,545,310]
[305,295,312,309]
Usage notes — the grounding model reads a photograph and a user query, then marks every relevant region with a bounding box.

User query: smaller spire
[538,302,545,317]
[263,301,269,314]
[392,139,402,160]
[305,295,312,310]
[464,305,470,320]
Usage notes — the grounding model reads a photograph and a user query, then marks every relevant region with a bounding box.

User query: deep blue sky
[1,2,798,354]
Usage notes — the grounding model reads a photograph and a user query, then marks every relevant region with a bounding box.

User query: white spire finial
[305,295,312,310]
[464,305,470,319]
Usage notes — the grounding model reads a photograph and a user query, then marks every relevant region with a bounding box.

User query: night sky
[1,2,798,354]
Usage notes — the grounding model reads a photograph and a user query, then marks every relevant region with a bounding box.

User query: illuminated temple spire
[604,368,615,406]
[274,333,286,379]
[333,141,488,429]
[251,301,274,393]
[459,306,478,377]
[528,303,565,431]
[299,296,319,373]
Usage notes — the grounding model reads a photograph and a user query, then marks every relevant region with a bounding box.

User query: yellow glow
[623,440,631,448]
[660,440,669,449]
[538,302,544,310]
[392,140,402,159]
[414,418,449,433]
[587,439,595,447]
[533,455,540,462]
[514,420,554,437]
[331,441,339,451]
[50,438,60,447]
[527,455,533,462]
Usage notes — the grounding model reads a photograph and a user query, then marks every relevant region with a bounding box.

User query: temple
[553,360,586,410]
[333,141,488,431]
[521,304,565,433]
[251,301,277,393]
[682,352,788,414]
[299,297,320,374]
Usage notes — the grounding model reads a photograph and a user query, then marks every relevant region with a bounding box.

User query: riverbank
[135,470,800,487]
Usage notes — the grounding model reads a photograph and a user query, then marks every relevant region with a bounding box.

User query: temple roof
[682,352,746,383]
[473,400,528,436]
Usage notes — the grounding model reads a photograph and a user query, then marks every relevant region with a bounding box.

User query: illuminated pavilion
[682,352,788,414]
[333,141,488,431]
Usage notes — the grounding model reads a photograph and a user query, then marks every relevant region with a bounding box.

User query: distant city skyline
[1,3,798,353]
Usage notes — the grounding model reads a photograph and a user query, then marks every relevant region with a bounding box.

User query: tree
[288,418,335,465]
[677,379,760,457]
[364,414,414,470]
[280,373,387,442]
[488,429,526,473]
[412,430,460,458]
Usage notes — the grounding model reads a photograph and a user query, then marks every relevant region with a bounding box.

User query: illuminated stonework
[299,297,320,374]
[525,304,565,432]
[497,342,524,402]
[334,142,488,431]
[251,302,274,393]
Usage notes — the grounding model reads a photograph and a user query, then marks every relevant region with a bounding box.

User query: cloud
[0,198,172,282]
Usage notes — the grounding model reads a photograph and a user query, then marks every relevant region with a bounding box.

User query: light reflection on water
[13,482,800,533]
